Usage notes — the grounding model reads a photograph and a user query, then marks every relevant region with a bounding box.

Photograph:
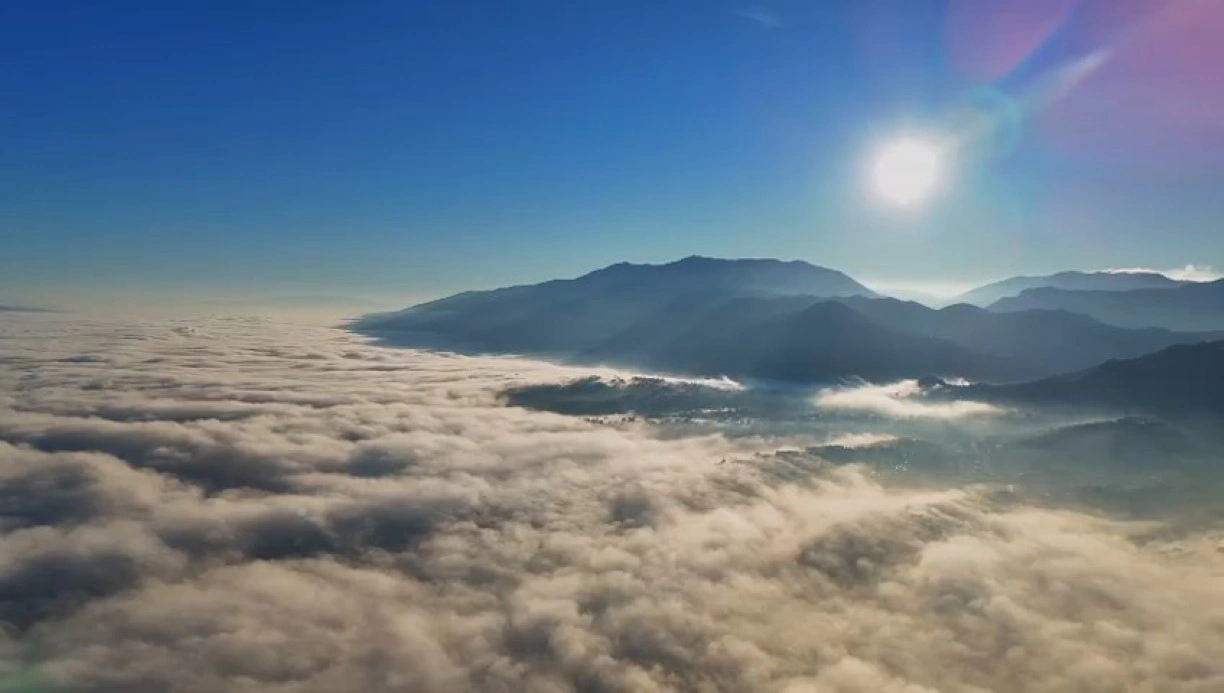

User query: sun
[870,138,944,207]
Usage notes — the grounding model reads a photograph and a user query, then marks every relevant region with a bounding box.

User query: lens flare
[870,139,944,207]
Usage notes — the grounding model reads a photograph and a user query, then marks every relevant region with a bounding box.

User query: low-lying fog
[1,313,1222,692]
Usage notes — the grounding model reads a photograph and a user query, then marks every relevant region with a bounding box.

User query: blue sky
[3,0,1222,309]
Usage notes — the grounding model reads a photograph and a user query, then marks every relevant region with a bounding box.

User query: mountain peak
[576,257,874,295]
[668,255,815,269]
[357,256,879,353]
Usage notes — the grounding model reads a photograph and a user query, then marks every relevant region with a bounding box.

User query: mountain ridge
[355,258,1218,385]
[988,279,1224,331]
[961,340,1224,415]
[952,270,1185,307]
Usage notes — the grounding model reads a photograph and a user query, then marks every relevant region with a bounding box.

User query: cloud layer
[0,313,1221,692]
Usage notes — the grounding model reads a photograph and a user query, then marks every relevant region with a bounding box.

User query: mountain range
[988,279,1224,331]
[961,340,1224,415]
[358,257,875,354]
[950,270,1186,306]
[355,257,1219,385]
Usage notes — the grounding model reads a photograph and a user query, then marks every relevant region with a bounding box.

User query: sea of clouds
[0,313,1221,692]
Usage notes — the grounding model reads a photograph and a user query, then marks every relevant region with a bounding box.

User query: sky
[2,0,1222,310]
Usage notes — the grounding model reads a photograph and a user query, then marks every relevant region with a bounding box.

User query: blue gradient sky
[3,0,1222,309]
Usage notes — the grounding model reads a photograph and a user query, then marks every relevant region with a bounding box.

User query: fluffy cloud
[814,380,1004,420]
[1165,264,1222,282]
[1105,265,1223,282]
[0,313,1221,692]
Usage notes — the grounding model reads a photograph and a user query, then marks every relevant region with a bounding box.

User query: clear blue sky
[3,0,1222,309]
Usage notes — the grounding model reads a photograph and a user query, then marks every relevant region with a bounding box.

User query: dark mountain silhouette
[964,340,1224,414]
[988,279,1224,331]
[588,298,1022,382]
[0,305,53,313]
[356,258,1217,384]
[952,270,1184,306]
[356,256,876,355]
[581,296,1214,383]
[829,296,1212,376]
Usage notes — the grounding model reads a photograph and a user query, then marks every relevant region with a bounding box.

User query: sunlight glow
[871,138,944,207]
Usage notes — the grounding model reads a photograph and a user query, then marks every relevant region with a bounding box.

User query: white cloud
[1166,264,1223,282]
[814,380,1004,420]
[1104,264,1222,282]
[0,313,1220,692]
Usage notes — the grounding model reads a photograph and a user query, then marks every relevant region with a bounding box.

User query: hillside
[952,270,1184,307]
[593,298,1023,382]
[988,279,1224,331]
[356,256,876,355]
[831,296,1212,376]
[965,340,1224,414]
[356,259,1220,384]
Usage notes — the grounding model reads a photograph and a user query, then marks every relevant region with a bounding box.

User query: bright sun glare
[871,138,944,207]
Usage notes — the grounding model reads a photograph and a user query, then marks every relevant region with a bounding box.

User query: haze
[2,2,1224,692]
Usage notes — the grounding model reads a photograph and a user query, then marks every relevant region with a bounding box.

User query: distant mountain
[585,297,1022,383]
[357,258,1220,384]
[356,256,876,355]
[964,340,1224,415]
[952,270,1185,306]
[584,295,1215,382]
[359,258,1019,382]
[830,296,1213,377]
[988,279,1224,331]
[0,305,53,313]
